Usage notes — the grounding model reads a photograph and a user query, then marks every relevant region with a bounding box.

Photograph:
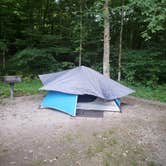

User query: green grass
[30,160,43,166]
[0,79,43,98]
[86,130,116,158]
[125,83,166,102]
[0,78,165,102]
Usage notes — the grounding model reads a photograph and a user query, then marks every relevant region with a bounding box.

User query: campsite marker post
[4,76,21,99]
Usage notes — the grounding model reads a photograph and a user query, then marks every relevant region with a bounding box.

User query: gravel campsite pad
[0,95,166,166]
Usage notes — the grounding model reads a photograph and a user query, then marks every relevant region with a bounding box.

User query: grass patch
[0,79,43,98]
[0,78,165,103]
[122,82,166,102]
[63,133,82,143]
[147,161,158,166]
[30,160,43,166]
[86,130,116,158]
[87,141,106,157]
[0,148,9,157]
[64,133,75,143]
[86,129,150,166]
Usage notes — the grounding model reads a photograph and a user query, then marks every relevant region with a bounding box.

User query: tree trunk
[118,0,124,81]
[2,49,5,70]
[79,0,83,66]
[43,0,49,30]
[103,0,110,77]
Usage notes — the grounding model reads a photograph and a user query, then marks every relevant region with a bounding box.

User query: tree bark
[103,0,110,77]
[79,0,83,66]
[43,0,49,30]
[2,49,5,70]
[118,0,124,81]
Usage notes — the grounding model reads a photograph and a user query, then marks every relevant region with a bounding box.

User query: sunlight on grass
[0,79,43,98]
[0,78,165,102]
[121,82,166,102]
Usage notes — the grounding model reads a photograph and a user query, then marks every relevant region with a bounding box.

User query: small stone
[102,137,107,140]
[47,146,51,149]
[49,160,53,163]
[125,150,128,153]
[9,161,16,165]
[24,157,28,160]
[28,150,33,153]
[53,158,57,161]
[98,135,102,138]
[123,152,127,157]
[44,160,47,162]
[76,161,81,165]
[138,141,142,144]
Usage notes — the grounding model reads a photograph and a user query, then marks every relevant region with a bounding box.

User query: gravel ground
[0,95,166,166]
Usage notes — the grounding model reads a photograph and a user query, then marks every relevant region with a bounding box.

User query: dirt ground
[0,95,166,166]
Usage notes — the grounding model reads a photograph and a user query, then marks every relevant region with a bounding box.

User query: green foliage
[0,79,43,98]
[9,48,57,75]
[0,0,165,88]
[147,161,158,166]
[7,46,76,75]
[123,70,136,84]
[56,61,75,71]
[122,49,166,86]
[122,82,166,103]
[0,78,165,102]
[0,40,7,50]
[129,0,166,40]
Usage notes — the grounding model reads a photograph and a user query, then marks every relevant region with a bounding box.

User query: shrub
[8,48,57,75]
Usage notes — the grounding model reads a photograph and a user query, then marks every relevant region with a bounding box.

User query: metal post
[10,83,14,99]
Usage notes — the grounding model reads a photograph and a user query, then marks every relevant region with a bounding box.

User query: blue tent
[39,66,134,116]
[41,91,78,116]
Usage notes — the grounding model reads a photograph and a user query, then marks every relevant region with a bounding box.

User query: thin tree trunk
[79,0,83,66]
[103,0,110,77]
[118,0,124,81]
[2,49,5,70]
[43,0,49,30]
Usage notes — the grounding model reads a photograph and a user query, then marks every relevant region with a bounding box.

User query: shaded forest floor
[0,95,166,166]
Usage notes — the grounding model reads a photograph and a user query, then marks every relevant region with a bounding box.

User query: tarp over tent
[39,66,134,116]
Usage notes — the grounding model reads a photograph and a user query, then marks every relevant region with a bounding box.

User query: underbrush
[0,79,43,98]
[122,82,166,103]
[0,79,165,102]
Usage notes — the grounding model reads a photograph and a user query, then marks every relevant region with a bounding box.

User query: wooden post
[10,83,14,99]
[3,76,21,100]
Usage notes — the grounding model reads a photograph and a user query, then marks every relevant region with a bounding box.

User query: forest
[0,0,166,99]
[1,1,166,165]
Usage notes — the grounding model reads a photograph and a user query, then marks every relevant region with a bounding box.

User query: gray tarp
[39,66,134,100]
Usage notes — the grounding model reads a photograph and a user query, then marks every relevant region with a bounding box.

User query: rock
[122,152,127,157]
[49,159,53,163]
[9,161,16,165]
[24,157,28,160]
[28,150,33,153]
[76,161,81,166]
[44,159,47,162]
[102,137,107,140]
